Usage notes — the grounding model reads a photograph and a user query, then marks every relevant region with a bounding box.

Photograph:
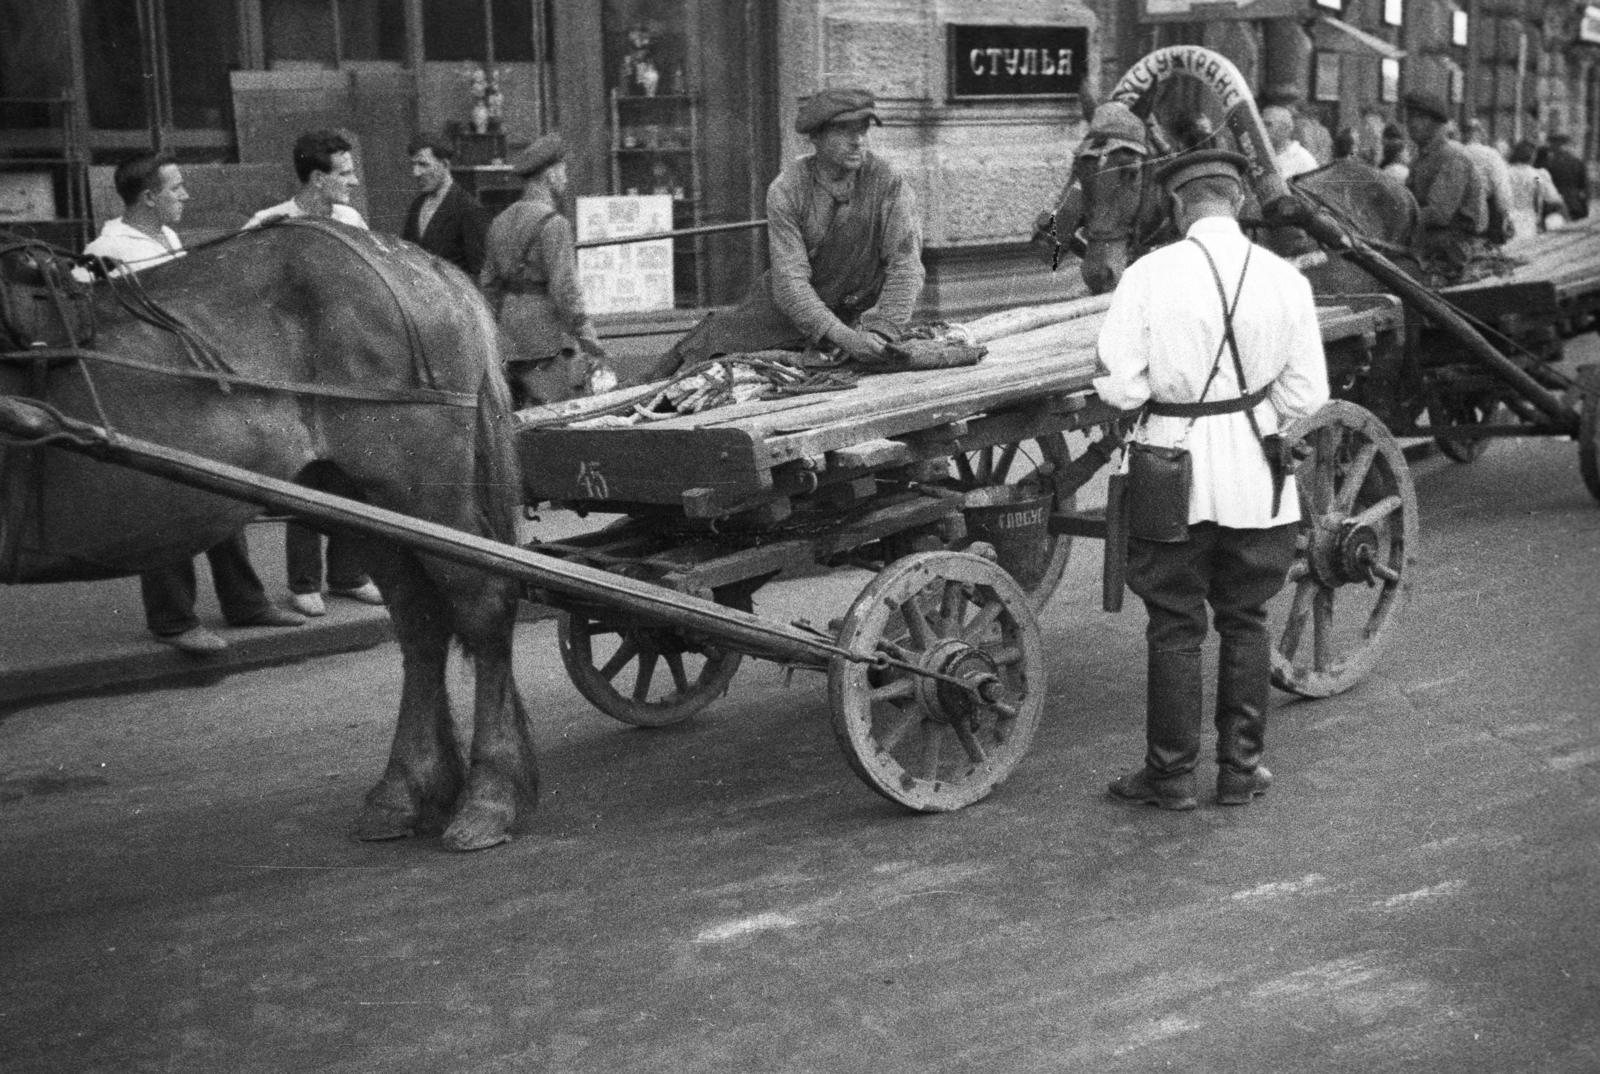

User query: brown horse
[0,220,534,851]
[1060,118,1422,296]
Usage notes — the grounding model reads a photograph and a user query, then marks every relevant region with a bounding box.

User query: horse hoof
[351,804,418,842]
[442,806,515,852]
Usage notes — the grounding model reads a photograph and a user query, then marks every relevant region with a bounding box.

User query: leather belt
[1146,383,1270,418]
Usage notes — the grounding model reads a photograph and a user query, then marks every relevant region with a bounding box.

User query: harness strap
[1,346,477,407]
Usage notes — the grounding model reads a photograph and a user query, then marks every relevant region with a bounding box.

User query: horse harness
[0,219,479,421]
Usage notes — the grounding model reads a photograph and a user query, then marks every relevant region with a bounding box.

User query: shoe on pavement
[288,592,326,617]
[156,626,228,654]
[237,605,308,627]
[329,581,384,605]
[1107,765,1198,811]
[1217,765,1273,806]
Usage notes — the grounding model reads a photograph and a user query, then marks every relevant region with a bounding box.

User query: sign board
[0,172,56,222]
[1582,5,1600,45]
[575,195,674,316]
[1139,0,1307,23]
[947,25,1088,99]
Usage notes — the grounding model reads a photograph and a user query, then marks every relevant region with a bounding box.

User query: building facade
[0,1,1594,325]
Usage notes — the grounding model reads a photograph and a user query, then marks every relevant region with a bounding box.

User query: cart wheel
[1432,393,1501,463]
[828,551,1046,811]
[941,432,1076,610]
[1578,366,1600,505]
[1271,401,1419,698]
[558,595,748,727]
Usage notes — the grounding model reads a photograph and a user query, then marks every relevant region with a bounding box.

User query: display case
[608,89,702,305]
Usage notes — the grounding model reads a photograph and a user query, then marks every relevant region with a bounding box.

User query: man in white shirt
[245,129,383,617]
[1094,149,1330,811]
[1460,119,1516,244]
[83,152,306,653]
[1264,106,1320,180]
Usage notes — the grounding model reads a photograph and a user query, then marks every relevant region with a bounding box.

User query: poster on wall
[0,173,56,222]
[575,195,674,316]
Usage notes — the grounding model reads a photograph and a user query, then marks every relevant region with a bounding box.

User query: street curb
[0,617,395,711]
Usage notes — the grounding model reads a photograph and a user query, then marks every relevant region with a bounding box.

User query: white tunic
[81,218,183,275]
[1093,217,1330,529]
[245,199,368,231]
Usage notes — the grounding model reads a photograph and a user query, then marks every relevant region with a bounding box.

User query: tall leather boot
[1108,647,1202,810]
[1215,633,1272,805]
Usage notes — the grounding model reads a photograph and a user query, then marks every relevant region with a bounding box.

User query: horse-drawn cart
[0,284,1418,814]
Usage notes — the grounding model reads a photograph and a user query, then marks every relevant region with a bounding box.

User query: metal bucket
[962,486,1052,590]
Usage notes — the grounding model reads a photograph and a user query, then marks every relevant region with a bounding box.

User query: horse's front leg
[442,583,539,852]
[352,548,466,841]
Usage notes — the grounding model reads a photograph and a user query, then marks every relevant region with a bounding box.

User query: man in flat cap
[647,85,924,376]
[1403,90,1488,282]
[481,132,614,407]
[1093,148,1329,811]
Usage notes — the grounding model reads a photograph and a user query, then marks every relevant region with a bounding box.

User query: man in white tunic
[1093,149,1329,810]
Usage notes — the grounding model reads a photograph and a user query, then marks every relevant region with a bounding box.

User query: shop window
[1316,0,1342,10]
[265,0,406,66]
[1380,57,1401,102]
[1384,0,1403,27]
[1452,9,1469,47]
[422,0,534,62]
[1448,64,1465,104]
[83,0,239,130]
[1315,52,1342,102]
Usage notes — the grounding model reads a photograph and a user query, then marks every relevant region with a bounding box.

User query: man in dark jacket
[402,134,489,277]
[1543,133,1590,222]
[1404,90,1487,282]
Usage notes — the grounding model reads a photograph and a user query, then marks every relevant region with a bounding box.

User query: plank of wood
[520,426,769,505]
[828,438,913,469]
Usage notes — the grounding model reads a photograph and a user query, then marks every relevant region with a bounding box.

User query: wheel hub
[1308,514,1383,587]
[914,639,1003,725]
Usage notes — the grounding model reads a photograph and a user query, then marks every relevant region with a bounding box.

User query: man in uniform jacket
[1403,91,1488,283]
[480,133,612,407]
[1093,149,1330,811]
[401,134,489,277]
[646,86,924,379]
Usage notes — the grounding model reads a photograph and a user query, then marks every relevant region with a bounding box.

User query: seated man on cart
[645,86,925,380]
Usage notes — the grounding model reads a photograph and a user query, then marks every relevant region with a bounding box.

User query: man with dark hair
[1543,133,1590,221]
[245,129,368,230]
[83,152,306,652]
[246,129,383,617]
[402,134,489,277]
[1403,90,1487,282]
[1094,149,1329,810]
[480,132,613,407]
[1461,118,1516,244]
[647,86,924,377]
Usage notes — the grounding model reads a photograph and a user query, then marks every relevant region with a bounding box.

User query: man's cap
[1083,102,1148,156]
[1403,90,1451,122]
[1153,148,1250,193]
[511,133,566,177]
[795,87,879,135]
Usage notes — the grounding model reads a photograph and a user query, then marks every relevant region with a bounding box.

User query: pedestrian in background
[1263,105,1320,180]
[246,129,384,618]
[84,152,306,652]
[480,133,615,408]
[402,134,489,278]
[1461,118,1516,244]
[1094,149,1330,810]
[1380,123,1411,183]
[1506,140,1567,236]
[1542,133,1590,221]
[1403,91,1487,282]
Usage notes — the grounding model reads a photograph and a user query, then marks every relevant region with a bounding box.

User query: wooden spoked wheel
[1578,366,1600,505]
[940,432,1075,610]
[1270,401,1419,698]
[1432,391,1502,463]
[829,551,1045,811]
[558,594,748,727]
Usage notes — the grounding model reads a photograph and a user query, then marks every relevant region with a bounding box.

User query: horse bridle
[1073,141,1170,257]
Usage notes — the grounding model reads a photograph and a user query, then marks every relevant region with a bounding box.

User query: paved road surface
[2,367,1598,1072]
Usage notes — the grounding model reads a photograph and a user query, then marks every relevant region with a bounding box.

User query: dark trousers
[285,522,370,596]
[141,529,272,636]
[1126,521,1298,774]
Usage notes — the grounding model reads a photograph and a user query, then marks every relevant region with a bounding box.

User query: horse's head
[1074,103,1170,294]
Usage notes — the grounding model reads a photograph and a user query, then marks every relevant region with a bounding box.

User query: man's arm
[858,175,925,337]
[459,193,490,278]
[1091,265,1153,412]
[1269,276,1331,424]
[1416,153,1471,230]
[542,214,603,354]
